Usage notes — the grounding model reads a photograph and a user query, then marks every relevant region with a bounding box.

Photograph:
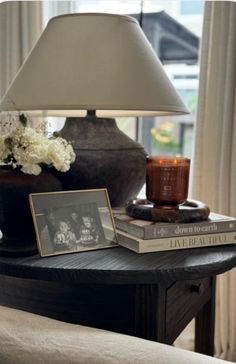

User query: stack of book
[112,208,236,253]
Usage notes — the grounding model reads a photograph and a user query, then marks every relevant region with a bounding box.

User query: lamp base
[56,114,147,207]
[126,199,210,223]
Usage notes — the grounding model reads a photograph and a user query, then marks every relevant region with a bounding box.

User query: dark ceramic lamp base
[126,199,210,223]
[56,112,147,207]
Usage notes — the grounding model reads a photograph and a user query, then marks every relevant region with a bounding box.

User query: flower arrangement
[0,124,76,176]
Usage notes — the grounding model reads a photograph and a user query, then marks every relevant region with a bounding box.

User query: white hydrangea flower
[0,136,10,160]
[21,163,42,176]
[47,137,76,172]
[0,125,75,175]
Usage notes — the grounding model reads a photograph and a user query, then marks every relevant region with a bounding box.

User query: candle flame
[173,159,178,165]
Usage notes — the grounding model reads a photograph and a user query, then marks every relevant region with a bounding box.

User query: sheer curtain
[191,1,236,361]
[42,1,77,26]
[0,1,41,98]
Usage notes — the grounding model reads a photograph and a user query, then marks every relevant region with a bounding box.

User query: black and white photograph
[29,189,118,257]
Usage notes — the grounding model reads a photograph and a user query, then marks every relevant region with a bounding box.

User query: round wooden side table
[0,244,236,356]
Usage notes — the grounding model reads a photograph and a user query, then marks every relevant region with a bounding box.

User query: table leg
[195,276,216,356]
[134,284,167,342]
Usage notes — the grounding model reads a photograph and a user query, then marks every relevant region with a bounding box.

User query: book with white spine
[117,230,236,254]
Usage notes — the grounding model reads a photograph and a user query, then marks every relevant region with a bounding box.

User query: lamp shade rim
[47,12,138,26]
[0,100,189,117]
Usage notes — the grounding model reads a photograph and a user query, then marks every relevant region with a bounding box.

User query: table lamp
[0,13,188,207]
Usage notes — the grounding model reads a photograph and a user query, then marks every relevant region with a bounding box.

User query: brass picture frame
[29,189,118,257]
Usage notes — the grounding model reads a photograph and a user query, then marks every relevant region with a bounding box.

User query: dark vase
[56,115,147,207]
[0,167,62,257]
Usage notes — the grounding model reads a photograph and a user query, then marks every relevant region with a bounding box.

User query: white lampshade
[0,13,188,117]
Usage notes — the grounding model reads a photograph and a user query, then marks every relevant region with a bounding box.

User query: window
[180,0,204,15]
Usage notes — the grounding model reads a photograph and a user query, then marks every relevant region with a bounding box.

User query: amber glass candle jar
[146,156,190,206]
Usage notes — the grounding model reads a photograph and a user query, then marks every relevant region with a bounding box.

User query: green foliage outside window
[151,121,180,155]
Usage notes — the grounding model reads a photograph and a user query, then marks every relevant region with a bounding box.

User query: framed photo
[29,189,118,257]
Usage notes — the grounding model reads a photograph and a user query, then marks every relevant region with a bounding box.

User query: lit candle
[146,156,190,206]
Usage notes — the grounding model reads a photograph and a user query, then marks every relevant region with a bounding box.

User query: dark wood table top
[0,245,236,285]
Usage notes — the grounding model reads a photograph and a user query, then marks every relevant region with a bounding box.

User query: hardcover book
[117,230,236,254]
[112,208,236,240]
